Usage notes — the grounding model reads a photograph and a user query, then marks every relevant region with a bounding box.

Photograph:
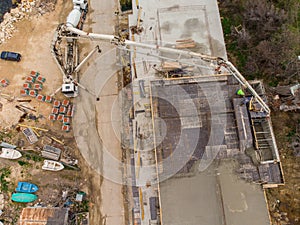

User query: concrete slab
[160,162,224,225]
[219,160,270,225]
[160,160,270,225]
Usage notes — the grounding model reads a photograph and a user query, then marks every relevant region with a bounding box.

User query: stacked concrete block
[45,95,52,103]
[0,79,9,87]
[33,83,43,91]
[20,89,29,96]
[49,114,57,121]
[36,75,46,83]
[53,100,61,108]
[23,83,31,89]
[36,94,45,102]
[29,90,37,97]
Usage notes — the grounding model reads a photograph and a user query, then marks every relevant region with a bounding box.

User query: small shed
[62,124,70,132]
[19,207,68,225]
[34,83,43,91]
[29,90,37,97]
[25,76,35,83]
[36,76,46,83]
[0,79,9,87]
[59,106,67,114]
[66,105,74,117]
[63,117,70,125]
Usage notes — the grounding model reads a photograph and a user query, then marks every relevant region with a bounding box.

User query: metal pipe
[66,26,271,114]
[66,26,218,61]
[224,61,271,114]
[74,45,101,73]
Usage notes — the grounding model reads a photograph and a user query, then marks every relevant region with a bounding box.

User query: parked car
[0,51,22,62]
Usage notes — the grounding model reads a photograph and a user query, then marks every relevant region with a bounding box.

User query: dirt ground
[266,111,300,225]
[0,0,103,224]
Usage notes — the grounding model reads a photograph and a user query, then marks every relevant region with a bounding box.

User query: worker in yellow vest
[236,88,245,96]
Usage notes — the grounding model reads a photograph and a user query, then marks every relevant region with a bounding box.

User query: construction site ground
[265,111,300,224]
[0,0,299,225]
[0,0,106,224]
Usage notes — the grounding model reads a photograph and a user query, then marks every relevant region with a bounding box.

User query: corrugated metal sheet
[19,207,68,225]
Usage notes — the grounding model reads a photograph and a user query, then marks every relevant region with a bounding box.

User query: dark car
[0,51,22,62]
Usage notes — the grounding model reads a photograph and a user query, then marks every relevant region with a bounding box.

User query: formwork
[149,77,284,225]
[126,0,284,224]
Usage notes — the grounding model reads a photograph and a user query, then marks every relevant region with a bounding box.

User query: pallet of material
[175,39,196,49]
[22,128,38,144]
[161,61,181,70]
[42,145,62,161]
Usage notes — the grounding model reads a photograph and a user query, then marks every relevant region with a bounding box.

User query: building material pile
[0,0,58,44]
[21,71,46,98]
[42,145,62,160]
[271,84,300,111]
[48,98,74,132]
[175,39,196,49]
[22,127,38,144]
[0,0,37,44]
[0,79,9,87]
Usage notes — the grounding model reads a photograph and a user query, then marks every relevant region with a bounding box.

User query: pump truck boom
[51,0,270,115]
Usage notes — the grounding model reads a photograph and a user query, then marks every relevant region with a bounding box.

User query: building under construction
[122,0,284,225]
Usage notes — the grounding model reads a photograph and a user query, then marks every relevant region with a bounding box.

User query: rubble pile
[269,84,300,112]
[0,0,57,45]
[35,0,57,15]
[0,0,36,44]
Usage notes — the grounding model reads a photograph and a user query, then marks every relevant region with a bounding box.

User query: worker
[236,88,245,96]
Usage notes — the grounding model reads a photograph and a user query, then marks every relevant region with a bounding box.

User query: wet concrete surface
[160,159,270,225]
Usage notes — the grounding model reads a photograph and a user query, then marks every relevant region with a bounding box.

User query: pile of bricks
[0,79,9,87]
[19,71,75,132]
[20,71,47,101]
[48,99,74,132]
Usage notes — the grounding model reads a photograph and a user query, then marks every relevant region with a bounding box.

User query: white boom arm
[74,45,101,73]
[66,26,270,114]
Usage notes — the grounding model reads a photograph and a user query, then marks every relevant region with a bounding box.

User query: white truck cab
[72,0,88,10]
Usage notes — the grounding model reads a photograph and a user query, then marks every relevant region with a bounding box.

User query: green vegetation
[0,131,13,141]
[80,200,89,212]
[17,160,30,166]
[220,1,300,224]
[0,167,11,192]
[120,0,132,11]
[28,154,43,162]
[219,0,300,85]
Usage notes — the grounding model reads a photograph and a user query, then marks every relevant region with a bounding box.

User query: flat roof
[19,207,68,225]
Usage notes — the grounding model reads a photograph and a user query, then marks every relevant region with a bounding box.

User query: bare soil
[266,112,300,225]
[0,1,101,224]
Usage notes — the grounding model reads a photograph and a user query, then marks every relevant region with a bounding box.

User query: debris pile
[35,0,57,15]
[270,84,300,112]
[0,0,37,44]
[0,0,58,44]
